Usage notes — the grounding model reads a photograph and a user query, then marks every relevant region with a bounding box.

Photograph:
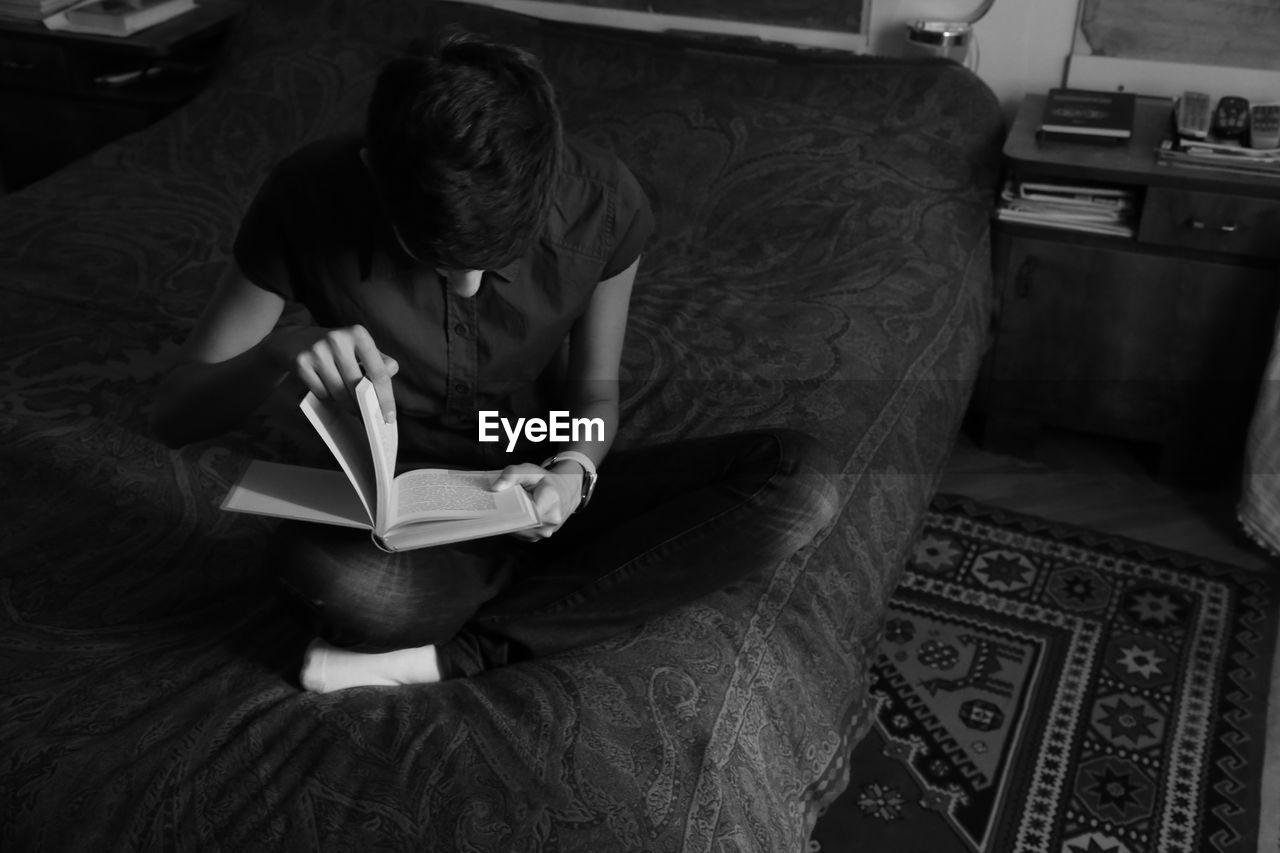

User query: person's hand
[491,462,584,541]
[266,324,398,423]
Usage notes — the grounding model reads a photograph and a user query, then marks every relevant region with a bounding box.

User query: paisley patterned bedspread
[0,2,1004,850]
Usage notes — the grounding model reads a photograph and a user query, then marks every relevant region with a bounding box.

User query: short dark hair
[364,31,563,270]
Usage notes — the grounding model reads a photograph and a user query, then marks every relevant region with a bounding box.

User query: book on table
[1038,88,1136,142]
[221,378,540,551]
[61,0,195,34]
[0,0,80,21]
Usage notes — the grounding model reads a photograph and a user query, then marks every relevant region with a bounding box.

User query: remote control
[1250,103,1280,149]
[1177,91,1212,139]
[1212,95,1250,138]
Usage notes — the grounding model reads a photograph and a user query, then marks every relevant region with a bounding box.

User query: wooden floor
[940,423,1277,573]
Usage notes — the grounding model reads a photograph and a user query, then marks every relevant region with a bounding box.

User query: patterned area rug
[811,494,1280,853]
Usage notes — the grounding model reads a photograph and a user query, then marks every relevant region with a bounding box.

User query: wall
[870,0,1079,117]
[466,0,1082,118]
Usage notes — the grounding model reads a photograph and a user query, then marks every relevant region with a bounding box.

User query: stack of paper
[43,0,195,36]
[0,0,78,20]
[1156,137,1280,178]
[995,179,1137,238]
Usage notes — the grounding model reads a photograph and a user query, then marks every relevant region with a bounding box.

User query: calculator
[1250,103,1280,149]
[1176,91,1212,139]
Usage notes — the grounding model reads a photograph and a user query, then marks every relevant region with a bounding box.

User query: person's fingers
[490,466,569,537]
[323,328,369,411]
[491,464,546,491]
[294,359,328,400]
[298,337,348,403]
[512,522,556,542]
[491,466,520,491]
[531,482,563,527]
[349,325,396,424]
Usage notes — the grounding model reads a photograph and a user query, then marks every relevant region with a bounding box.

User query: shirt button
[454,383,468,394]
[453,323,468,337]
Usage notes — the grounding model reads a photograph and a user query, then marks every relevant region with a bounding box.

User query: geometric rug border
[932,492,1278,585]
[931,492,1280,853]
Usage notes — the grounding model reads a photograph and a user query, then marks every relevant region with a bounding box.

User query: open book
[221,378,539,551]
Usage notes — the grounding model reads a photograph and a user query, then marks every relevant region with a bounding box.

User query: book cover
[1039,88,1136,139]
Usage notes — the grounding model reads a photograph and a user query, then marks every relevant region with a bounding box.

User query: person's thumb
[491,464,540,491]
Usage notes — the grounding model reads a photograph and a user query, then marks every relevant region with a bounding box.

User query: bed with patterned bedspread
[0,2,1003,850]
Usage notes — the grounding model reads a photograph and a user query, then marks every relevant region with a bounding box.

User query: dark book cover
[1039,88,1136,139]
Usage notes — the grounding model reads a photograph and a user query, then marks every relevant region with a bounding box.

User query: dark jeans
[273,428,839,678]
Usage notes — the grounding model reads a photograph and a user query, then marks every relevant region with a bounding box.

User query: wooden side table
[975,93,1280,484]
[0,0,243,192]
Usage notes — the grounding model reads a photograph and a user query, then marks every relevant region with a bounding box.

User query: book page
[391,469,524,523]
[383,473,539,550]
[352,379,398,533]
[221,460,370,528]
[383,506,539,550]
[299,391,378,525]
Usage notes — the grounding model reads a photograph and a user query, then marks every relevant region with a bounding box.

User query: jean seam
[476,432,789,626]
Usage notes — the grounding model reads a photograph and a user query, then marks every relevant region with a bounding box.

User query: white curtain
[1239,311,1280,558]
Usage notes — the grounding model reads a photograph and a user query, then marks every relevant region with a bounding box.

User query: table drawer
[1139,186,1280,260]
[0,37,71,89]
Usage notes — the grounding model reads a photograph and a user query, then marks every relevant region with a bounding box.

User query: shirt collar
[361,243,524,285]
[491,257,522,283]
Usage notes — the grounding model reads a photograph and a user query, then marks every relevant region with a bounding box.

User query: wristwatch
[541,450,597,510]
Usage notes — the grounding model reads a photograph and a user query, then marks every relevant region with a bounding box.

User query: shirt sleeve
[232,163,300,301]
[601,160,655,280]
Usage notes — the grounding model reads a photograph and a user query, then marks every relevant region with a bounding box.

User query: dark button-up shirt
[234,132,653,466]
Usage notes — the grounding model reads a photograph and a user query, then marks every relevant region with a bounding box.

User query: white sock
[300,638,441,692]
